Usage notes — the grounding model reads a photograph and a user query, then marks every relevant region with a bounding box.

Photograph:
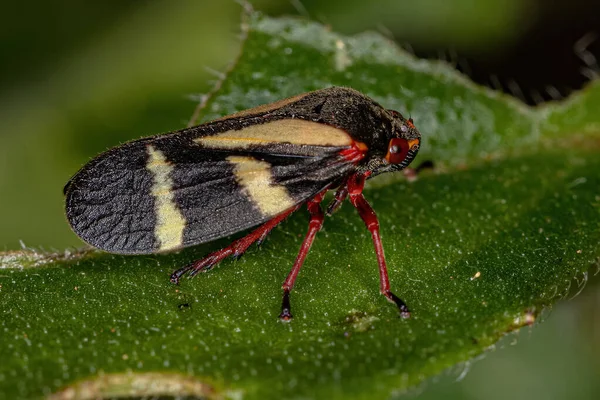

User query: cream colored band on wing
[146,145,186,251]
[228,156,295,217]
[195,119,352,150]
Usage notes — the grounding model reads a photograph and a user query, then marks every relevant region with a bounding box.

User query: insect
[64,87,421,320]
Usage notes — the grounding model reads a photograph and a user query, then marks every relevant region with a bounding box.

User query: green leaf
[1,12,599,400]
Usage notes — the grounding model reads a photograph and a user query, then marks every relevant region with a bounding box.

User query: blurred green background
[1,0,598,398]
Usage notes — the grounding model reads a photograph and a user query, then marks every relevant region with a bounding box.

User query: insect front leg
[325,185,348,216]
[347,173,411,318]
[279,190,328,321]
[170,206,299,284]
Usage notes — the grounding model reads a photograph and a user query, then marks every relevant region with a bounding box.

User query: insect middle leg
[170,206,300,284]
[279,190,327,321]
[347,173,411,318]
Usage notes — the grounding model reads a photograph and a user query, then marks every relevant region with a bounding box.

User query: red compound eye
[385,138,419,164]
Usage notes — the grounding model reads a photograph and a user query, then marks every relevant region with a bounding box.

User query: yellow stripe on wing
[146,145,186,251]
[196,119,352,150]
[227,155,296,217]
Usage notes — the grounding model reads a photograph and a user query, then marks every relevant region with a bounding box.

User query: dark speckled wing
[65,140,158,254]
[64,132,356,255]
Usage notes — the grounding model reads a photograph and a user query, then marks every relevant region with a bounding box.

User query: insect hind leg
[170,206,299,284]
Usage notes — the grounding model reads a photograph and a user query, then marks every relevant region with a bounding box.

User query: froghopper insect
[64,87,421,320]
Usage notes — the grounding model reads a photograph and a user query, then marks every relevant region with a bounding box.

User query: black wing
[64,119,358,254]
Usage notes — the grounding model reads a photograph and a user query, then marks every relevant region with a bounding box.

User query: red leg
[325,185,348,216]
[347,173,411,318]
[279,190,327,321]
[170,206,299,284]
